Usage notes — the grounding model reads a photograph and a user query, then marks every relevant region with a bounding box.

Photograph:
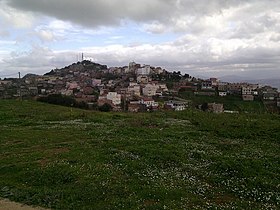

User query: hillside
[0,100,279,209]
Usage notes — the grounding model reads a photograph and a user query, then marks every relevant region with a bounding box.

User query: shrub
[37,94,88,109]
[98,103,112,112]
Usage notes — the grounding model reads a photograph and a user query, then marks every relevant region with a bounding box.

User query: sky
[0,0,280,79]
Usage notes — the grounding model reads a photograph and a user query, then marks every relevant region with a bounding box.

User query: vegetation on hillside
[0,100,279,209]
[37,94,88,109]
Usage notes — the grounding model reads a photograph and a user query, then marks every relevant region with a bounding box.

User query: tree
[201,103,208,111]
[99,103,112,112]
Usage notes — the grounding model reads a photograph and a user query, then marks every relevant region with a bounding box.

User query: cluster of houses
[0,61,190,112]
[0,60,280,112]
[173,77,279,102]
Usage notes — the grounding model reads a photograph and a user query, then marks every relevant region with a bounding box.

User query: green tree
[99,103,112,112]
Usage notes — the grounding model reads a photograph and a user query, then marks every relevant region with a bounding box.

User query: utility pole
[18,72,22,100]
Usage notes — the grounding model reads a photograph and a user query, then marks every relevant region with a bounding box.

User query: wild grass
[0,100,279,209]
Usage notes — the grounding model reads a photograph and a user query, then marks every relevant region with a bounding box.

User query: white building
[242,84,259,95]
[142,84,158,97]
[127,85,141,96]
[142,83,168,97]
[137,65,151,75]
[107,92,121,105]
[139,98,159,108]
[137,75,150,84]
[219,92,227,97]
[158,84,168,92]
[165,100,188,111]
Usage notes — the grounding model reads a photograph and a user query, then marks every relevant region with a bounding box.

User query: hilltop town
[0,60,279,113]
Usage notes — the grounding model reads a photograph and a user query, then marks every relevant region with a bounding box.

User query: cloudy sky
[0,0,280,79]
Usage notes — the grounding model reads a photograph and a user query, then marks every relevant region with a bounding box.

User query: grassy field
[0,100,279,209]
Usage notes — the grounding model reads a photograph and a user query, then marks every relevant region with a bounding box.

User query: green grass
[0,100,279,209]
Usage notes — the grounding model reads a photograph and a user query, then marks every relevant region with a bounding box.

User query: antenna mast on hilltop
[77,53,85,62]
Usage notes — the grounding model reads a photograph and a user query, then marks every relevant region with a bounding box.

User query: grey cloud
[5,0,280,41]
[6,0,174,27]
[270,34,280,42]
[6,0,275,28]
[0,30,10,37]
[2,0,280,80]
[1,46,77,75]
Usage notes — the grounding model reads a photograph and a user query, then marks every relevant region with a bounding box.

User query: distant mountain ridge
[219,75,280,90]
[246,78,280,90]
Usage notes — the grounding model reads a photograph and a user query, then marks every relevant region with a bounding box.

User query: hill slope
[0,100,279,209]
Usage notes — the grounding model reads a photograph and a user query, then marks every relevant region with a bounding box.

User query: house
[210,78,219,86]
[178,85,198,92]
[106,92,121,105]
[129,82,138,86]
[127,98,158,112]
[137,65,151,75]
[242,86,253,95]
[242,84,258,96]
[127,85,141,96]
[277,97,280,107]
[128,102,146,112]
[263,92,276,101]
[139,97,159,110]
[259,86,278,101]
[227,83,244,95]
[208,103,224,113]
[128,62,141,73]
[128,103,140,112]
[258,85,278,98]
[217,82,228,92]
[158,84,168,92]
[154,67,164,74]
[28,87,38,96]
[194,91,215,96]
[201,80,213,90]
[242,95,254,101]
[142,84,158,97]
[137,75,150,84]
[0,80,12,85]
[219,91,227,97]
[164,100,188,111]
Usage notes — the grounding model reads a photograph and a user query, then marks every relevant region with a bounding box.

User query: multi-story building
[106,92,121,105]
[127,85,141,96]
[137,65,151,75]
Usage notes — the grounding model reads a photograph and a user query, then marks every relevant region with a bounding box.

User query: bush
[98,103,112,112]
[37,94,88,109]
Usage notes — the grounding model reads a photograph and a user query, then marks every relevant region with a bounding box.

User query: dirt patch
[0,199,48,210]
[38,147,70,166]
[47,147,70,155]
[37,158,49,167]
